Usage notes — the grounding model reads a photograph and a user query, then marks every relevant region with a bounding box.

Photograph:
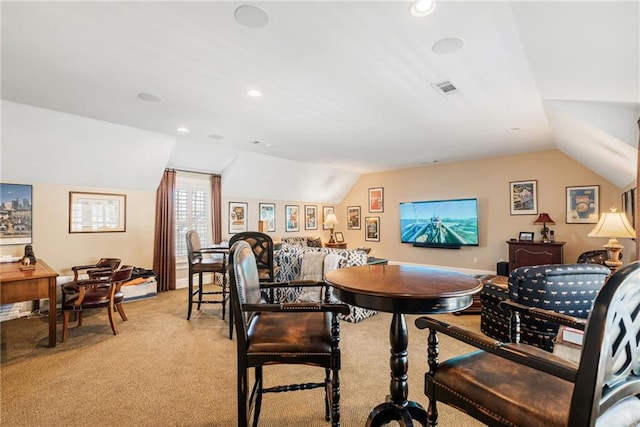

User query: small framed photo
[347,206,361,230]
[368,187,384,213]
[566,185,599,224]
[365,216,380,242]
[304,205,318,230]
[334,232,344,243]
[518,231,534,242]
[510,180,537,215]
[70,191,126,233]
[322,206,335,230]
[259,203,276,232]
[229,202,248,234]
[285,205,300,232]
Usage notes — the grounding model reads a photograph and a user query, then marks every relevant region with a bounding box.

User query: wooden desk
[326,264,481,426]
[0,260,58,347]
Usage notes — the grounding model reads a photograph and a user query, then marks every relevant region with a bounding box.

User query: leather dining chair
[61,265,133,342]
[228,240,349,427]
[415,261,640,427]
[61,258,121,307]
[186,230,228,322]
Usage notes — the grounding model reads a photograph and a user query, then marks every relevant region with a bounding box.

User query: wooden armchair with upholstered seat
[228,240,350,427]
[415,261,640,427]
[61,257,121,307]
[61,265,133,342]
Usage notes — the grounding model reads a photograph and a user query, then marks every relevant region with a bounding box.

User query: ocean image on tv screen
[400,199,478,246]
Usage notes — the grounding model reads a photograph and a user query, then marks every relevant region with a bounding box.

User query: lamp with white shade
[323,213,339,243]
[588,207,636,273]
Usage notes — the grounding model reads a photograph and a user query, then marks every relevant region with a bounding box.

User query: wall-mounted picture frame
[322,206,335,230]
[304,205,318,230]
[69,191,126,233]
[566,185,599,224]
[259,202,276,232]
[368,187,384,213]
[229,201,248,234]
[334,232,344,243]
[622,188,636,228]
[285,205,300,232]
[518,231,534,242]
[510,180,537,215]
[347,206,361,230]
[365,216,380,242]
[0,183,33,245]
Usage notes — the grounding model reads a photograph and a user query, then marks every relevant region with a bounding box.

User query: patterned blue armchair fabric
[481,263,610,352]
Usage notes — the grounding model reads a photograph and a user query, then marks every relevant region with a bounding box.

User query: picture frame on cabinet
[518,231,534,242]
[334,232,344,243]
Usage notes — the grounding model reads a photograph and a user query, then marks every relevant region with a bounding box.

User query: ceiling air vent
[432,80,459,95]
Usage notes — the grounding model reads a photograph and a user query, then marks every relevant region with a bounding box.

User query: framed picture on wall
[229,201,248,234]
[285,205,300,232]
[566,185,599,224]
[347,206,361,230]
[69,191,126,233]
[622,188,636,228]
[365,216,380,242]
[304,205,318,230]
[0,183,33,245]
[368,187,384,213]
[259,203,276,232]
[510,180,537,215]
[322,206,335,230]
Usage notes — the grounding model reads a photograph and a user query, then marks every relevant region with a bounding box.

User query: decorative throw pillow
[307,237,323,248]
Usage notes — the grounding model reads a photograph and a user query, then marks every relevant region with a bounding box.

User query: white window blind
[175,175,211,257]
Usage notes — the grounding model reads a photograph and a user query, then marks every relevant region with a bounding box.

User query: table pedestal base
[365,313,427,427]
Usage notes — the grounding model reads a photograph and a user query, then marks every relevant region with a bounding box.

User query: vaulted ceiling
[1,1,638,199]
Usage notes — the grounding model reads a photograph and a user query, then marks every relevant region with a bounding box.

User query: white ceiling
[1,1,639,191]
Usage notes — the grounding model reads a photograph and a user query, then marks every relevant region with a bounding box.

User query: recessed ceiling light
[137,92,162,103]
[246,89,263,97]
[410,0,437,17]
[235,5,270,29]
[252,140,261,144]
[208,134,224,140]
[506,127,521,133]
[176,127,189,133]
[432,37,465,55]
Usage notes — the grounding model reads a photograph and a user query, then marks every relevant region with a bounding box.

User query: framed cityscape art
[0,183,32,245]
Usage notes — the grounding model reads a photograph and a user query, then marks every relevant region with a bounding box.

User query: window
[175,175,211,257]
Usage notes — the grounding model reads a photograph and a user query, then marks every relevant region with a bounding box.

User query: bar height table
[326,264,481,426]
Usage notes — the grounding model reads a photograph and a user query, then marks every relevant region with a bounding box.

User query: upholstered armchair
[480,263,610,351]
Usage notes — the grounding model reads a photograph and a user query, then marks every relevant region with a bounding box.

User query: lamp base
[328,228,335,244]
[604,238,623,274]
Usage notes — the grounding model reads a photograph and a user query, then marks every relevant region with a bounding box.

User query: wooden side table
[324,242,347,249]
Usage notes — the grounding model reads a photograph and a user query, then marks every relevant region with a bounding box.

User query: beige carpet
[1,287,485,426]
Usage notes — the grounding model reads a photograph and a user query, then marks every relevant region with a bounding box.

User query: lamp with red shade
[534,213,555,243]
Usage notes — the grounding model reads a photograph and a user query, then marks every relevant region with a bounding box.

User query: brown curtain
[153,169,177,291]
[211,174,222,244]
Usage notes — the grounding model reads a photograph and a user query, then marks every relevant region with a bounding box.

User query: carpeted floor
[1,286,485,426]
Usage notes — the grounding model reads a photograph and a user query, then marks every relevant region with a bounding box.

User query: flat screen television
[399,198,479,248]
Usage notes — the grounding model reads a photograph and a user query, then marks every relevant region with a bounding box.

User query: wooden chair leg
[77,311,83,327]
[187,272,194,320]
[115,303,128,321]
[62,311,70,342]
[331,367,340,427]
[253,366,263,427]
[238,365,249,427]
[197,272,204,310]
[108,303,118,335]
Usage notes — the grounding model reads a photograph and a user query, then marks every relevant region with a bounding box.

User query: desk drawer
[1,277,50,304]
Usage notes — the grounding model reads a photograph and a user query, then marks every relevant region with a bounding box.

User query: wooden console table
[0,260,59,347]
[507,240,565,270]
[324,242,347,249]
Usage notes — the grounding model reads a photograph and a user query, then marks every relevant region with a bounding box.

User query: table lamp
[324,213,339,243]
[588,207,636,273]
[534,212,555,242]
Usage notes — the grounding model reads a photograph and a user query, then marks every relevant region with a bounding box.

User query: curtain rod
[167,168,221,177]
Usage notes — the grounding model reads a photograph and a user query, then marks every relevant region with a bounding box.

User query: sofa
[480,263,610,352]
[273,242,377,323]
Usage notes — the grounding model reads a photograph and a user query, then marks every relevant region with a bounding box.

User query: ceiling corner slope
[221,151,360,204]
[544,100,638,188]
[1,100,176,191]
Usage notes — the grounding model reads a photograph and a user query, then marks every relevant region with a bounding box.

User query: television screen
[400,198,479,247]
